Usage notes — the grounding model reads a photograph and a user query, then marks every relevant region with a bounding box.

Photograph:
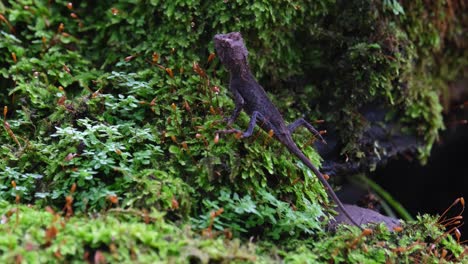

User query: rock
[328,204,401,231]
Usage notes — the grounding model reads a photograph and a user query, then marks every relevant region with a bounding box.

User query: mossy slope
[0,0,466,263]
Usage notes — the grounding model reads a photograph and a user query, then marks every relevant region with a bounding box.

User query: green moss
[271,0,465,163]
[395,0,467,161]
[1,203,466,263]
[0,0,331,240]
[0,0,466,262]
[0,201,257,263]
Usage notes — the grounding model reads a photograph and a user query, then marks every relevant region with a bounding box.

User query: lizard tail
[281,136,362,228]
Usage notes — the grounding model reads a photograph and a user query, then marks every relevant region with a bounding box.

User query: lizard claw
[317,131,327,144]
[224,117,235,126]
[312,133,326,144]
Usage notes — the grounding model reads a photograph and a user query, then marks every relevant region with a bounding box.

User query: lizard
[213,32,361,228]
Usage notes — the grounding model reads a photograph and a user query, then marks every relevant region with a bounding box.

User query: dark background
[373,121,468,240]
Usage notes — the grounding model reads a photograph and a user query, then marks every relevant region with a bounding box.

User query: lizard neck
[226,58,252,81]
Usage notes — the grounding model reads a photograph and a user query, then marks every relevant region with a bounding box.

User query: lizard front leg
[225,90,245,125]
[287,118,326,143]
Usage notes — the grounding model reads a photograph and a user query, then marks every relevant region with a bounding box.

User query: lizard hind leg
[287,118,326,144]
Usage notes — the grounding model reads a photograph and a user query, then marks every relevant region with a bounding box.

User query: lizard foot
[215,129,244,138]
[223,116,235,126]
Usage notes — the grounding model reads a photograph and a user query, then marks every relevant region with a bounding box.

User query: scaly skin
[214,32,361,228]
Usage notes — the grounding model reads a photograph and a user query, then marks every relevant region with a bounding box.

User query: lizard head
[213,32,248,70]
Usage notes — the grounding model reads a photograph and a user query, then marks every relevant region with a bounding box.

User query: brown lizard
[214,32,361,228]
